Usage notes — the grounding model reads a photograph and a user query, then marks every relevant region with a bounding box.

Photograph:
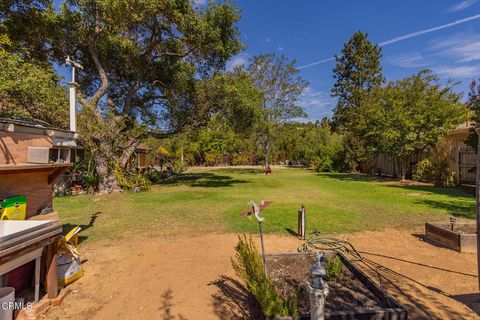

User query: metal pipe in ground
[259,221,267,276]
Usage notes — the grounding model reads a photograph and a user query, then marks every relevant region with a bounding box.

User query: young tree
[247,54,308,170]
[361,70,465,180]
[48,0,243,193]
[332,31,384,128]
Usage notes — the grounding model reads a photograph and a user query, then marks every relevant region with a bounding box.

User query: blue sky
[224,0,480,121]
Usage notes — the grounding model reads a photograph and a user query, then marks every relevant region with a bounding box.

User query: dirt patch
[46,230,480,320]
[267,254,384,314]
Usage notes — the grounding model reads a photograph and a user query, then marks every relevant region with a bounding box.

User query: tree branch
[87,37,109,107]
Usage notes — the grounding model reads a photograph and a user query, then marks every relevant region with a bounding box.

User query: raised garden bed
[425,222,476,253]
[266,252,407,320]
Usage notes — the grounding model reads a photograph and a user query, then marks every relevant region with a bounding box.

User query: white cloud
[434,64,480,78]
[299,87,335,119]
[265,38,271,42]
[226,53,249,71]
[277,46,284,51]
[387,52,428,68]
[447,0,478,12]
[299,13,480,69]
[430,32,480,62]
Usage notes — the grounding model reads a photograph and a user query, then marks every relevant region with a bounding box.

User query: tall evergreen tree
[331,31,384,129]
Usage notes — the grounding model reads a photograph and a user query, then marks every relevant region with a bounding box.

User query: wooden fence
[374,147,477,185]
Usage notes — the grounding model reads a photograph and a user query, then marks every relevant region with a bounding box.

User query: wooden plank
[46,253,58,299]
[0,234,61,263]
[425,223,459,242]
[0,247,43,275]
[34,256,41,302]
[0,225,62,255]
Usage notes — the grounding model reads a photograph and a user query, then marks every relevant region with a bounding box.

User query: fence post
[455,147,460,185]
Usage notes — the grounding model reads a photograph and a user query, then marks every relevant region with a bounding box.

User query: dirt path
[47,230,480,320]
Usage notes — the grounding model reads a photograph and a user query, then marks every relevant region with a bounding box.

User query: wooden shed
[0,119,76,302]
[0,119,77,217]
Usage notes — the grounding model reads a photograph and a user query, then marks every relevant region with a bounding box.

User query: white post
[69,81,77,132]
[66,56,83,132]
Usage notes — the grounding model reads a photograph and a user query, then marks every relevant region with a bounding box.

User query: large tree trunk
[94,148,121,194]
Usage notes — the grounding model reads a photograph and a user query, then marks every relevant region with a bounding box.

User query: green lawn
[54,167,475,243]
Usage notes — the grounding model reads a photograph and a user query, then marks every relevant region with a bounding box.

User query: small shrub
[145,169,163,183]
[325,256,342,281]
[114,166,152,191]
[204,152,223,166]
[413,140,456,187]
[232,154,250,166]
[231,235,298,319]
[173,160,187,173]
[412,159,433,182]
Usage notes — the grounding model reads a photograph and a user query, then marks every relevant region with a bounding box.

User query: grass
[54,167,475,243]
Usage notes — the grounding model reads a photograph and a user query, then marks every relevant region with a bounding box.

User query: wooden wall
[0,131,52,164]
[0,171,53,218]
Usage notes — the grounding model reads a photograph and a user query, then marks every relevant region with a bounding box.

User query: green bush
[114,166,152,191]
[325,256,342,281]
[412,159,433,182]
[173,160,187,173]
[145,170,164,183]
[204,152,224,166]
[413,140,456,187]
[231,235,298,319]
[232,154,250,166]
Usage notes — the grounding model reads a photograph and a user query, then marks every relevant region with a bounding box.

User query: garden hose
[297,230,364,261]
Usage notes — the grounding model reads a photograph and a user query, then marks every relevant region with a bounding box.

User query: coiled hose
[297,230,364,261]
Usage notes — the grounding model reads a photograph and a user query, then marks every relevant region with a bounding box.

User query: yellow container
[0,195,26,220]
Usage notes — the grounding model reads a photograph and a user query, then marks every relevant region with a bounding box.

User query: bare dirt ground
[47,229,480,320]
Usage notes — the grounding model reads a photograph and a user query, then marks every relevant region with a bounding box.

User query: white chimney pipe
[65,56,83,132]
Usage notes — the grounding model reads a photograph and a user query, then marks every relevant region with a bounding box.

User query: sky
[225,0,480,121]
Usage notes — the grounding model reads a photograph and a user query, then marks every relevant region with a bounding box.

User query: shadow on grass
[62,211,101,244]
[414,199,475,219]
[160,172,248,188]
[316,172,387,182]
[318,173,475,219]
[217,168,264,175]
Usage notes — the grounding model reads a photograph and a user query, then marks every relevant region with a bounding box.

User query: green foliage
[247,53,308,168]
[275,123,343,171]
[413,140,456,187]
[412,159,433,182]
[0,34,68,127]
[332,31,384,129]
[231,235,298,319]
[71,156,99,193]
[325,256,342,281]
[465,79,480,151]
[359,70,465,179]
[173,160,187,174]
[114,166,152,191]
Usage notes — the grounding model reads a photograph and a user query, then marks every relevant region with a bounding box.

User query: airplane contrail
[298,13,480,69]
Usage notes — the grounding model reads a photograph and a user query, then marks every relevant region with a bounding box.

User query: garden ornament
[307,252,329,320]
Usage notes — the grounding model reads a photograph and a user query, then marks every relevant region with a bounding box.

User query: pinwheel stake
[240,200,273,276]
